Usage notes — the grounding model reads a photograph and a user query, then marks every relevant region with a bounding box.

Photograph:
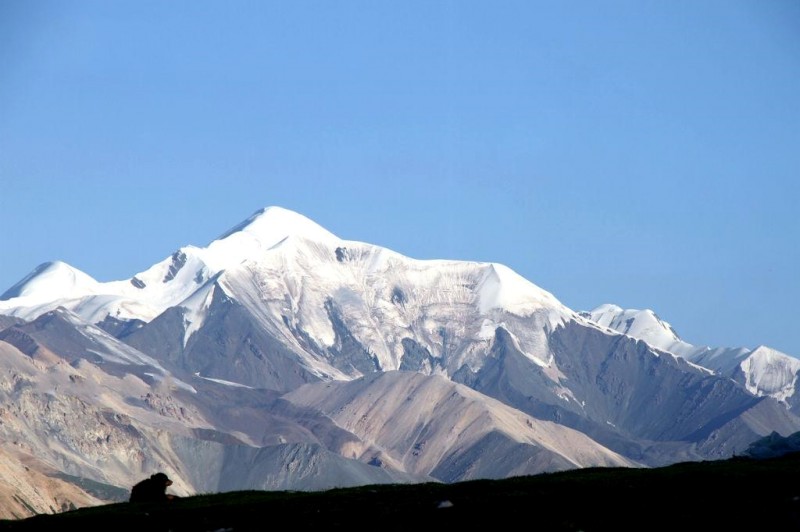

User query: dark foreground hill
[2,453,799,532]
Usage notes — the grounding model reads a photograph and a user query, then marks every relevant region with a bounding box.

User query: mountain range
[1,206,798,519]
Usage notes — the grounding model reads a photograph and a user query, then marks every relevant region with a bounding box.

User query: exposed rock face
[1,207,798,518]
[0,447,114,520]
[581,305,800,412]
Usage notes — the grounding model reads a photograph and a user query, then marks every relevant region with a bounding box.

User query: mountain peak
[478,263,565,315]
[195,206,340,273]
[0,261,99,302]
[592,303,624,314]
[582,304,685,352]
[214,206,338,246]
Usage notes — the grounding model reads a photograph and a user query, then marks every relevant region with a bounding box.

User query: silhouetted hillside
[2,453,799,531]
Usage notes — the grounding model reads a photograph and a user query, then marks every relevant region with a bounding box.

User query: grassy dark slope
[2,454,799,531]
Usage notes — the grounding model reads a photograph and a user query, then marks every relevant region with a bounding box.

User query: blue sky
[1,1,798,355]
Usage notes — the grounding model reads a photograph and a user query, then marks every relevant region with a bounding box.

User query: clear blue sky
[1,1,798,355]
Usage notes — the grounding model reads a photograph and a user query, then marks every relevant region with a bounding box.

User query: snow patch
[741,346,800,403]
[478,319,497,340]
[502,327,549,368]
[478,263,564,316]
[194,372,253,389]
[181,284,217,348]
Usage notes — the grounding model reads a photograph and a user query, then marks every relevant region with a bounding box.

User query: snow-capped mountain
[581,304,800,410]
[579,304,694,356]
[1,206,798,518]
[0,208,338,324]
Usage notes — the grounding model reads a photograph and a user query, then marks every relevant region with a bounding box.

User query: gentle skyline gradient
[1,1,798,356]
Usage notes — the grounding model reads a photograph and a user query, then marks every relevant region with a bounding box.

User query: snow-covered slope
[2,205,799,518]
[0,208,335,322]
[208,235,572,379]
[581,304,800,408]
[0,207,571,336]
[580,304,695,356]
[740,346,800,404]
[0,261,107,320]
[0,206,576,391]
